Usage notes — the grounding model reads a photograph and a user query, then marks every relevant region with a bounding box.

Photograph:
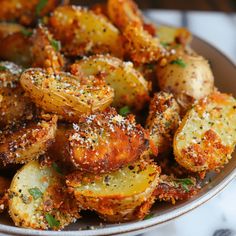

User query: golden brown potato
[156,175,199,204]
[66,159,160,222]
[31,25,64,72]
[68,108,148,173]
[123,23,165,64]
[0,22,25,39]
[20,68,114,122]
[157,49,214,111]
[0,115,57,166]
[107,0,143,30]
[174,92,236,174]
[0,0,61,26]
[70,55,150,110]
[0,61,34,129]
[49,5,123,58]
[0,176,10,213]
[146,92,181,155]
[9,160,80,230]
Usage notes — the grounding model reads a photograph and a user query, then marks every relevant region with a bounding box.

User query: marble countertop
[142,10,236,236]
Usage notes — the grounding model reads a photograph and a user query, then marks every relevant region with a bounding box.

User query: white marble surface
[142,10,236,236]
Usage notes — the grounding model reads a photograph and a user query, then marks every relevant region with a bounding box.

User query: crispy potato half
[0,176,10,213]
[71,55,149,110]
[66,159,160,222]
[9,160,80,230]
[0,115,57,166]
[157,49,214,111]
[0,0,61,26]
[20,68,114,122]
[31,25,64,72]
[0,61,34,129]
[69,108,148,173]
[49,5,123,58]
[146,92,180,155]
[174,92,236,173]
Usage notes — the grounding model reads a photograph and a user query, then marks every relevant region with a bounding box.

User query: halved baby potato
[0,176,10,213]
[174,92,236,173]
[68,108,148,173]
[20,68,114,122]
[49,5,123,58]
[9,160,80,230]
[0,115,57,166]
[70,55,149,110]
[66,159,160,222]
[146,92,180,154]
[0,61,34,128]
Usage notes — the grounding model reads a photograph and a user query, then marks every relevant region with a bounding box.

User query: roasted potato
[146,92,181,155]
[0,176,10,213]
[0,22,25,39]
[9,160,80,230]
[20,68,114,122]
[123,22,165,64]
[66,159,160,222]
[107,0,143,30]
[68,108,148,173]
[0,0,61,26]
[0,61,34,129]
[156,175,198,204]
[70,55,150,110]
[157,49,214,111]
[49,5,123,58]
[0,115,57,166]
[31,25,64,72]
[174,92,236,174]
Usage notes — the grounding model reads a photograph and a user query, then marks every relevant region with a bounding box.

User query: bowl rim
[0,34,236,236]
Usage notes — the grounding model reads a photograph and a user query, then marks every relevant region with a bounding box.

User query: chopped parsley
[52,162,62,174]
[144,213,154,220]
[170,59,186,68]
[36,0,48,16]
[175,178,194,192]
[50,39,61,52]
[0,65,7,71]
[21,28,33,37]
[28,187,43,200]
[45,213,60,228]
[119,106,131,117]
[160,42,169,47]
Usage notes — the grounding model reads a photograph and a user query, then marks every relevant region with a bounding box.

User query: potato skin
[69,108,148,173]
[31,25,64,72]
[0,61,34,129]
[71,55,150,110]
[157,50,214,111]
[66,159,160,222]
[20,68,114,122]
[49,5,123,58]
[0,115,57,166]
[146,92,180,155]
[8,160,80,230]
[174,92,236,174]
[0,176,10,213]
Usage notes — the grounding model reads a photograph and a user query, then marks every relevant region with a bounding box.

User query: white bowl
[0,35,236,236]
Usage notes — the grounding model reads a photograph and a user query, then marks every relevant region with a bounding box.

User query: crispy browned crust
[69,108,148,173]
[0,176,10,213]
[0,0,61,26]
[31,25,64,72]
[0,115,57,166]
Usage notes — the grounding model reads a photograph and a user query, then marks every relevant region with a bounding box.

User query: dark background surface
[72,0,236,12]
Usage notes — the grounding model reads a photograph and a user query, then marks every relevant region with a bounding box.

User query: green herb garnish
[119,106,131,116]
[160,42,169,47]
[50,39,61,52]
[45,213,60,228]
[0,65,7,71]
[144,213,154,220]
[52,162,62,174]
[21,28,33,37]
[170,59,186,68]
[175,178,194,192]
[36,0,48,16]
[28,187,43,200]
